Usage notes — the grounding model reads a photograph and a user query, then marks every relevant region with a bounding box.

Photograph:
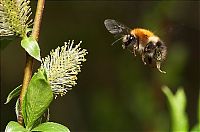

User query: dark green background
[1,1,199,131]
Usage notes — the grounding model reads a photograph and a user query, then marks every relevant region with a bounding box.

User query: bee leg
[156,61,166,74]
[132,49,137,56]
[122,44,126,49]
[141,53,146,65]
[132,46,137,56]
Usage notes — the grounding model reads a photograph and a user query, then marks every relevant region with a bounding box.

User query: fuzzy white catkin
[41,40,88,97]
[0,0,32,37]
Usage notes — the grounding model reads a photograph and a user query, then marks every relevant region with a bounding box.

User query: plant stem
[18,0,45,125]
[32,0,45,41]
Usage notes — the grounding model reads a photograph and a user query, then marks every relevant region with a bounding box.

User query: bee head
[122,34,136,49]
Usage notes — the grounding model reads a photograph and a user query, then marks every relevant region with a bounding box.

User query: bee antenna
[111,36,123,46]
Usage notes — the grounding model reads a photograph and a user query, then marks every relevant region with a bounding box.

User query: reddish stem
[18,0,45,125]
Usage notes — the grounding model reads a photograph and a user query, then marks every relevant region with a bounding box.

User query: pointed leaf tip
[5,85,21,104]
[21,37,41,61]
[162,86,188,131]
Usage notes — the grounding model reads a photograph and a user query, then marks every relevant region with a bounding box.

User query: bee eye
[130,35,136,41]
[123,34,136,47]
[130,36,134,40]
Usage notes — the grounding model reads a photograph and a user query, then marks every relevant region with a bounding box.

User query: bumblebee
[104,19,167,73]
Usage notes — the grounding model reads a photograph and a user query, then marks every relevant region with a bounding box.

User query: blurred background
[1,1,199,131]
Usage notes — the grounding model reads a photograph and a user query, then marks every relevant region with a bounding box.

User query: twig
[18,0,45,125]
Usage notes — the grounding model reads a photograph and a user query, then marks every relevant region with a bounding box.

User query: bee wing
[104,19,131,35]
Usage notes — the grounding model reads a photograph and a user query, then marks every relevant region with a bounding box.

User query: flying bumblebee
[104,19,167,73]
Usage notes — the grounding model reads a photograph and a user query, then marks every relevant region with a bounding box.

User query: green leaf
[191,124,200,132]
[198,93,200,125]
[30,108,50,130]
[31,116,43,130]
[21,36,41,61]
[5,121,27,132]
[24,69,53,129]
[162,86,188,131]
[32,122,70,132]
[15,99,20,119]
[5,85,21,104]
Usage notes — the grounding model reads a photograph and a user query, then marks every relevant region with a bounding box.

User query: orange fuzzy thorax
[131,28,154,46]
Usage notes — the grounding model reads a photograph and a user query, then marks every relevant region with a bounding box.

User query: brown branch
[18,0,45,125]
[32,0,45,41]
